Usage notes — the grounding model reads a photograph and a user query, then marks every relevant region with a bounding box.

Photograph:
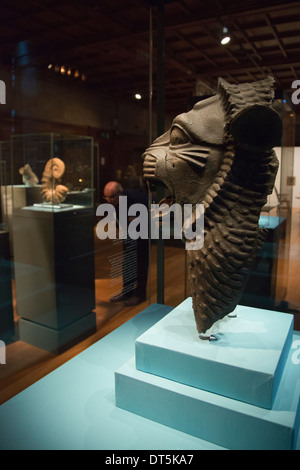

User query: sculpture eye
[170,126,190,146]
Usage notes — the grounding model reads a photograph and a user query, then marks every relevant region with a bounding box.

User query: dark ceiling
[1,0,300,117]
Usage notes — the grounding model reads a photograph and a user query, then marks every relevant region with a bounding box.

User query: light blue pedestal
[115,300,300,450]
[135,298,293,408]
[115,354,300,450]
[0,302,299,450]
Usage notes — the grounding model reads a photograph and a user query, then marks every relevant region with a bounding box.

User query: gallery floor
[0,208,300,406]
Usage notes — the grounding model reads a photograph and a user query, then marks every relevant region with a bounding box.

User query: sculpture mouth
[143,153,157,180]
[158,192,174,207]
[149,188,175,221]
[143,151,175,204]
[146,178,175,206]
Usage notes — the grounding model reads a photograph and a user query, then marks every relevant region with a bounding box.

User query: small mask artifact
[19,163,39,187]
[143,77,282,335]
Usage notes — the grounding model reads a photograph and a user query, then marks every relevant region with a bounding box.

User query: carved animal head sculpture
[41,157,68,204]
[143,77,282,335]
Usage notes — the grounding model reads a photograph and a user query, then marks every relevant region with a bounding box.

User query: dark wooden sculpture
[143,77,282,335]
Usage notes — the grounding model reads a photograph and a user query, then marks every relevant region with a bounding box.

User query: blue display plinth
[135,298,293,408]
[0,302,299,450]
[115,355,300,450]
[115,300,300,450]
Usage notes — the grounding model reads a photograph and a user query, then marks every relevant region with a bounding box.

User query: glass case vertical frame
[273,92,295,307]
[0,140,11,231]
[0,139,14,342]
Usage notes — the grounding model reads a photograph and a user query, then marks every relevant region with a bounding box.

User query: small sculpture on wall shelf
[41,157,68,204]
[19,163,39,187]
[143,77,282,337]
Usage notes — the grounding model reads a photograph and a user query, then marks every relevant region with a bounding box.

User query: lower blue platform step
[115,344,300,450]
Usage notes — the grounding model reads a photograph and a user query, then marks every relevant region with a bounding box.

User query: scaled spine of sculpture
[143,77,282,334]
[188,78,281,333]
[41,157,68,204]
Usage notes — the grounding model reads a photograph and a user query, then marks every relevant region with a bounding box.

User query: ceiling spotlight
[67,68,72,76]
[60,65,66,75]
[135,93,142,100]
[221,26,231,45]
[81,74,87,81]
[74,69,80,78]
[48,64,53,70]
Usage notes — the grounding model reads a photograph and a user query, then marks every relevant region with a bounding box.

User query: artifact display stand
[115,298,300,450]
[9,133,95,352]
[13,205,96,352]
[1,185,43,246]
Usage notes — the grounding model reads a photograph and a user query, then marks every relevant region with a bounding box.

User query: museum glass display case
[10,133,96,352]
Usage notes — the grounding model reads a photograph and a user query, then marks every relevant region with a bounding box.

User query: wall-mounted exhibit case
[11,133,96,352]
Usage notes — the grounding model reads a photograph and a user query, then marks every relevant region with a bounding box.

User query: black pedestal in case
[12,205,96,352]
[0,230,14,342]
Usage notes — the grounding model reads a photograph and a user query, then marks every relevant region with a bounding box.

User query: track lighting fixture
[221,26,231,45]
[47,64,87,82]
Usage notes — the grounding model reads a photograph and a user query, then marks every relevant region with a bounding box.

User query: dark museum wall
[1,62,298,205]
[0,65,174,202]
